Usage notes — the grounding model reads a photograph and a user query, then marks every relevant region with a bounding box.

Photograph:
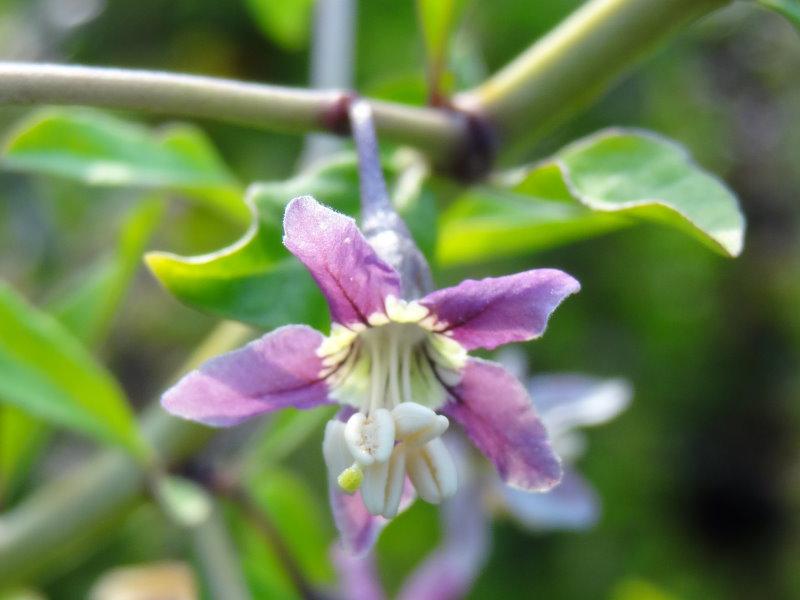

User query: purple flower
[162,196,579,548]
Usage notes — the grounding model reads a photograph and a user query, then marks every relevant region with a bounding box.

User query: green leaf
[757,0,800,30]
[245,0,314,51]
[0,201,162,501]
[0,406,45,504]
[245,468,333,584]
[154,475,213,528]
[437,129,744,265]
[417,0,464,79]
[147,153,436,329]
[0,282,147,457]
[3,108,247,222]
[48,198,164,346]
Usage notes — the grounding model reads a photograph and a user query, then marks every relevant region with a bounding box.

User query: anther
[344,409,395,465]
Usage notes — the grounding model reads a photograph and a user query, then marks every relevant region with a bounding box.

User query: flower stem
[350,100,392,217]
[350,100,434,298]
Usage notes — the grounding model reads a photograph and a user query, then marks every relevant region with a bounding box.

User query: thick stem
[0,62,467,166]
[455,0,729,154]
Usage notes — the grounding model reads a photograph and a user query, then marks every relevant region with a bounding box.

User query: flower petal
[329,479,416,557]
[498,468,600,531]
[396,471,489,600]
[162,325,329,426]
[283,196,401,326]
[420,269,579,350]
[332,545,387,600]
[529,375,632,439]
[329,485,384,558]
[443,358,561,490]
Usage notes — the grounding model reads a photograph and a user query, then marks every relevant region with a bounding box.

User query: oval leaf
[0,282,147,456]
[552,129,744,257]
[2,108,247,222]
[438,129,744,265]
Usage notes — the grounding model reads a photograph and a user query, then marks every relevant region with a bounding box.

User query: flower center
[319,297,465,516]
[318,306,466,413]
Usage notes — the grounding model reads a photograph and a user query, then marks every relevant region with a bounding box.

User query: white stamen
[369,341,383,413]
[406,438,457,503]
[360,444,406,518]
[392,402,449,446]
[322,420,352,480]
[344,409,395,465]
[388,335,401,408]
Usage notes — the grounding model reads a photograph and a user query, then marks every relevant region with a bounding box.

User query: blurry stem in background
[0,0,732,584]
[0,0,729,175]
[192,504,252,600]
[300,0,356,165]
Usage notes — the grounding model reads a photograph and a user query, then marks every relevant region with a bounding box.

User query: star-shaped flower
[162,195,579,533]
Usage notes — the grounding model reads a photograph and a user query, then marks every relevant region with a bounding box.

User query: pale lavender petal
[443,358,562,491]
[283,196,401,326]
[498,468,600,531]
[396,474,489,600]
[529,375,632,439]
[332,545,387,600]
[329,479,416,557]
[329,486,383,557]
[420,269,579,350]
[162,325,329,426]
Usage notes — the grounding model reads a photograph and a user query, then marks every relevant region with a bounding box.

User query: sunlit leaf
[611,578,679,600]
[417,0,464,94]
[0,282,147,457]
[438,129,744,265]
[245,0,314,51]
[147,153,435,328]
[2,108,247,222]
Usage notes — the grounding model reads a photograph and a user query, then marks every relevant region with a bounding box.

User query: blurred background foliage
[0,0,799,598]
